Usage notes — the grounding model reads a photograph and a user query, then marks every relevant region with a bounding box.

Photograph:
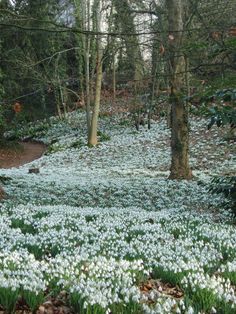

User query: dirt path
[0,142,46,169]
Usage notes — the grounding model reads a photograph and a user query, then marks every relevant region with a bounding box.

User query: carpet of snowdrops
[0,111,236,313]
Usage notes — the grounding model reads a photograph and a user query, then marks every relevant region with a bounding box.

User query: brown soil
[0,142,46,169]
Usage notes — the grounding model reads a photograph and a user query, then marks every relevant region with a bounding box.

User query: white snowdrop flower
[158,286,163,292]
[186,306,194,314]
[0,115,235,311]
[83,301,88,309]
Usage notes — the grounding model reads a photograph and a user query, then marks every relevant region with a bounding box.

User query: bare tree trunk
[0,185,5,199]
[85,45,91,133]
[113,0,144,81]
[54,86,63,119]
[88,0,102,146]
[185,55,190,100]
[75,0,91,137]
[59,83,67,118]
[167,0,192,180]
[54,54,63,119]
[112,51,116,102]
[85,0,91,136]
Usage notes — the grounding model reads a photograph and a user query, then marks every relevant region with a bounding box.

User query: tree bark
[113,0,144,81]
[167,0,192,179]
[88,0,102,146]
[85,0,91,136]
[0,185,5,199]
[88,54,102,145]
[112,53,116,101]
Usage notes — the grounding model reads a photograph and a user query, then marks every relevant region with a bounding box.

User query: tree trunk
[88,56,103,145]
[112,52,116,102]
[75,0,91,138]
[88,0,102,146]
[85,42,91,134]
[167,0,192,180]
[0,185,5,199]
[85,0,91,137]
[113,0,144,81]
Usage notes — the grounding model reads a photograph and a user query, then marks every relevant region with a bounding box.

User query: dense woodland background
[0,0,236,179]
[0,1,236,313]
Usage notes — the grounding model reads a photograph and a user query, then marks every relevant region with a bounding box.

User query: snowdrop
[0,112,234,312]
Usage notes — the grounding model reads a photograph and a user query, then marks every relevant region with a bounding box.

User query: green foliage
[225,37,236,51]
[7,119,50,141]
[0,1,79,121]
[216,300,235,314]
[203,89,236,135]
[119,119,131,127]
[97,131,111,142]
[46,139,85,155]
[0,287,19,314]
[70,292,85,314]
[209,176,236,215]
[0,105,7,139]
[185,287,217,313]
[222,270,236,286]
[189,74,236,114]
[69,139,84,149]
[207,106,236,130]
[23,290,45,313]
[45,142,63,155]
[0,175,12,184]
[0,69,5,99]
[24,245,44,260]
[70,292,142,314]
[11,218,37,235]
[152,266,187,286]
[0,38,5,99]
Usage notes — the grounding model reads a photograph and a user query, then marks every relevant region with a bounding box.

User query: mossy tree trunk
[167,0,192,180]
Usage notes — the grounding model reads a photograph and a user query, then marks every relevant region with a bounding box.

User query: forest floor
[0,142,46,169]
[0,111,235,314]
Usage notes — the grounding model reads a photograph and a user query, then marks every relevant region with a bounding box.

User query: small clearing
[0,142,46,169]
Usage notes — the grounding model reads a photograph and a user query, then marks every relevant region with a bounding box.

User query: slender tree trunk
[88,0,102,146]
[0,185,5,199]
[59,83,67,117]
[88,52,102,145]
[55,87,63,119]
[74,0,91,137]
[112,52,116,101]
[85,43,91,134]
[167,0,192,180]
[85,0,91,136]
[185,55,190,100]
[149,71,157,130]
[113,0,144,81]
[54,54,63,119]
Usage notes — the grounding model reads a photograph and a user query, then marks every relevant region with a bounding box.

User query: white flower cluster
[0,251,46,294]
[33,251,144,309]
[0,112,234,312]
[142,297,182,314]
[67,256,143,308]
[220,260,236,273]
[182,271,236,307]
[1,112,234,214]
[0,204,234,311]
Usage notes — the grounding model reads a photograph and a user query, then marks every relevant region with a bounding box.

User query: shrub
[206,89,236,140]
[209,176,236,215]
